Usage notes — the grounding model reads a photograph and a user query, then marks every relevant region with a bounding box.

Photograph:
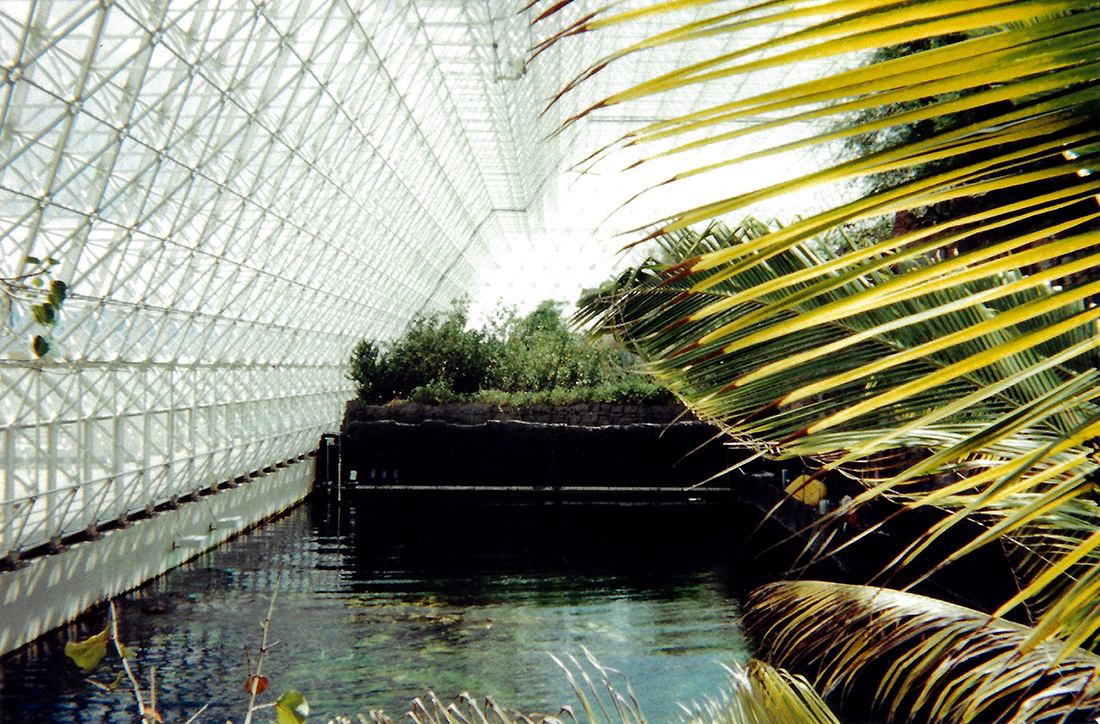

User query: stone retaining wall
[344,401,696,427]
[338,402,725,490]
[338,418,726,489]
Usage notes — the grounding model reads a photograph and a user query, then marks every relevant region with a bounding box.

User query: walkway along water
[0,456,314,657]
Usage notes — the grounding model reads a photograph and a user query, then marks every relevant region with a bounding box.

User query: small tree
[349,301,495,403]
[489,300,625,392]
[348,339,383,403]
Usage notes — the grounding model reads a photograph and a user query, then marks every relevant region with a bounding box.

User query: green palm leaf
[539,0,1099,238]
[578,218,1100,658]
[545,0,1100,712]
[745,581,1100,723]
[680,660,842,724]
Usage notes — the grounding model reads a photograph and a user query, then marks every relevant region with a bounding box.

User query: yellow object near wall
[785,475,826,507]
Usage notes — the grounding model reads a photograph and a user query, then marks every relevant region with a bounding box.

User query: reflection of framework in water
[0,458,311,657]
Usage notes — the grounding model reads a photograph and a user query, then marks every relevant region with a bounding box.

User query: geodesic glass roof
[0,0,843,557]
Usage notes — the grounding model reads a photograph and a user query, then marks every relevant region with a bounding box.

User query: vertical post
[113,413,125,521]
[166,367,175,498]
[143,409,152,512]
[2,428,13,557]
[46,421,58,542]
[82,416,98,532]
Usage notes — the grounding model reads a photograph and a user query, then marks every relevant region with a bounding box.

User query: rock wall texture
[338,402,725,489]
[343,401,697,428]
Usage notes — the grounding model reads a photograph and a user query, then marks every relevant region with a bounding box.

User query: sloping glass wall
[0,0,838,558]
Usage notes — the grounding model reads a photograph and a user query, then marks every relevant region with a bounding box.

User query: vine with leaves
[2,255,67,358]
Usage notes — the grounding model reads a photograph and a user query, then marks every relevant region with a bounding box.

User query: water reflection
[0,497,752,723]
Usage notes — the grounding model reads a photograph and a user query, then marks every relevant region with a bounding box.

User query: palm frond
[536,0,1100,238]
[551,649,842,724]
[548,0,1100,706]
[364,691,563,724]
[549,650,649,724]
[577,217,1100,657]
[745,580,1100,723]
[678,659,842,724]
[578,219,1100,460]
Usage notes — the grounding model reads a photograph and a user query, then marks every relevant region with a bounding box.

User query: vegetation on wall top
[348,300,673,406]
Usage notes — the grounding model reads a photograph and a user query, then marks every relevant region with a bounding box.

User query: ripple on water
[0,498,753,724]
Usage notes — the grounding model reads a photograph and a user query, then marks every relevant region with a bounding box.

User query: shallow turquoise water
[0,497,752,723]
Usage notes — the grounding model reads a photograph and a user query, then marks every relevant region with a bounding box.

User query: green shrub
[409,380,462,405]
[348,339,383,402]
[598,378,676,405]
[350,301,495,403]
[469,388,513,407]
[487,301,628,392]
[349,299,673,405]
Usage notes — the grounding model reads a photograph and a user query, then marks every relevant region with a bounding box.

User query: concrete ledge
[0,461,312,656]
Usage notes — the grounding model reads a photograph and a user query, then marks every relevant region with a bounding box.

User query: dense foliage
[349,300,672,405]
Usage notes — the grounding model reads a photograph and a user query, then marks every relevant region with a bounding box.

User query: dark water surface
[0,497,753,723]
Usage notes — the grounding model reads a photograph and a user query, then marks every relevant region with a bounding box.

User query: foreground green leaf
[31,303,54,325]
[47,279,66,309]
[32,335,49,358]
[64,629,109,671]
[276,690,309,724]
